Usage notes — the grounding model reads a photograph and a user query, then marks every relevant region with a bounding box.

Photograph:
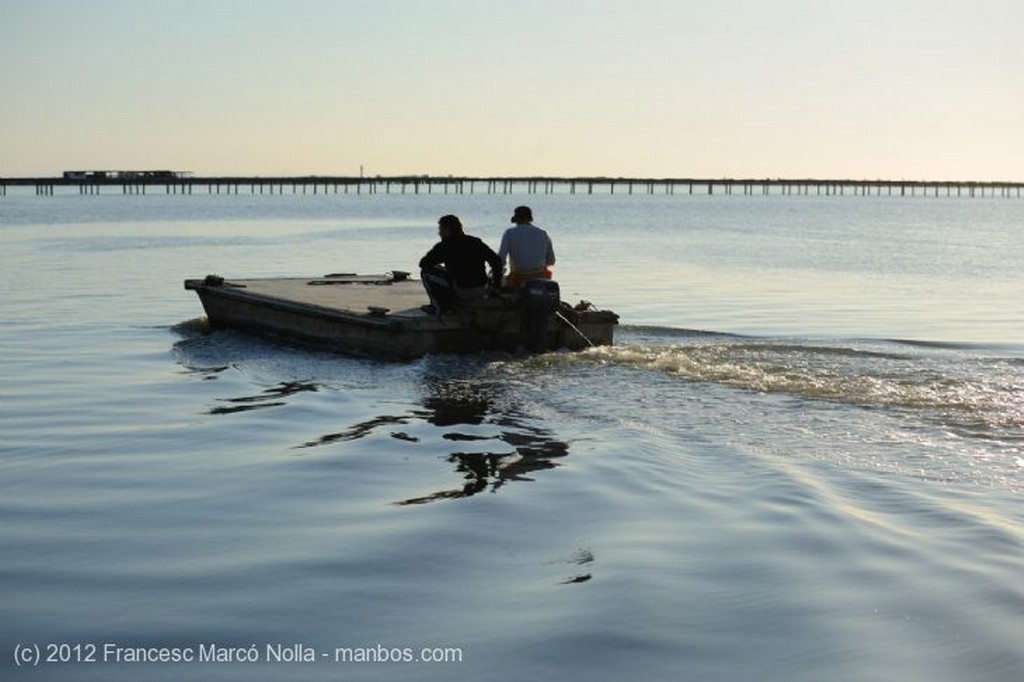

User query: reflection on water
[297,376,570,505]
[174,329,573,505]
[298,414,414,445]
[404,379,570,505]
[398,422,569,506]
[416,375,570,505]
[313,374,569,501]
[209,380,319,415]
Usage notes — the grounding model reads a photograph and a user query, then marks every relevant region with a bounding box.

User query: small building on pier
[62,170,191,181]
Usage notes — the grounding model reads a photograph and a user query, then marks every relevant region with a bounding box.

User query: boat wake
[573,326,1024,435]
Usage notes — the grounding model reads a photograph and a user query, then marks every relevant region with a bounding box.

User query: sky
[3,0,1023,180]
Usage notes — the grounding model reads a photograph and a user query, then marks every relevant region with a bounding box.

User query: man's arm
[478,239,503,287]
[497,230,510,268]
[419,241,445,269]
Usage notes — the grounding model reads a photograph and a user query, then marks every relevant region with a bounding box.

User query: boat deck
[219,275,434,318]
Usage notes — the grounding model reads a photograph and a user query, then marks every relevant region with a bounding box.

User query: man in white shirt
[497,206,556,288]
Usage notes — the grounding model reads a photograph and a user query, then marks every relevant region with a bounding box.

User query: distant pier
[3,174,1023,198]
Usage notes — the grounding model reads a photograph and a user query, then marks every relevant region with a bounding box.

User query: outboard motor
[521,280,561,352]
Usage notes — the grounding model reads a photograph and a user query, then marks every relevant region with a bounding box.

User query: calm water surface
[2,190,1023,681]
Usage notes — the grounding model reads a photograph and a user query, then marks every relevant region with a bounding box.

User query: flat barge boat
[184,272,618,360]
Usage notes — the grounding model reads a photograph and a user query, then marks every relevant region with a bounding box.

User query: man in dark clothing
[419,214,502,314]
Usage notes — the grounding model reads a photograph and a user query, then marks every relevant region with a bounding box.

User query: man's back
[420,233,500,289]
[498,222,555,273]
